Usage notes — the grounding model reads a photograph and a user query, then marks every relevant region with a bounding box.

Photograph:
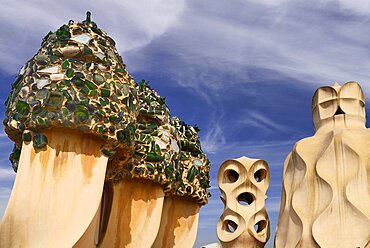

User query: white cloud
[0,168,15,180]
[241,0,370,19]
[336,0,370,14]
[239,111,290,133]
[247,0,370,12]
[0,0,185,74]
[201,124,226,154]
[3,0,370,98]
[246,0,292,7]
[205,137,295,170]
[124,0,370,99]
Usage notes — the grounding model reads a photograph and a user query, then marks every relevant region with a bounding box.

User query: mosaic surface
[4,13,210,204]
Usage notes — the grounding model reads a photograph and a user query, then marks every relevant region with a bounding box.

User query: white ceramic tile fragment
[155,138,167,150]
[94,52,105,60]
[36,78,50,89]
[20,86,29,98]
[38,65,59,74]
[19,65,26,75]
[193,159,203,167]
[160,130,170,142]
[70,33,91,44]
[50,73,65,81]
[171,139,179,152]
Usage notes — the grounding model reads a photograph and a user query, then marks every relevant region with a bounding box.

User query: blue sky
[1,0,370,247]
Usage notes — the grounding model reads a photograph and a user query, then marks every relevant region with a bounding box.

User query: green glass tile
[66,68,74,78]
[42,31,53,43]
[62,108,69,116]
[72,77,85,87]
[80,87,89,95]
[100,88,110,97]
[22,131,32,142]
[114,67,125,73]
[146,163,155,174]
[49,56,59,63]
[165,165,173,177]
[109,115,121,123]
[180,154,189,161]
[85,80,97,90]
[33,133,48,149]
[62,91,72,101]
[99,97,109,106]
[74,106,89,123]
[89,90,97,96]
[16,101,30,116]
[62,60,70,69]
[83,45,93,55]
[145,153,163,162]
[186,166,196,182]
[102,148,116,157]
[56,25,70,41]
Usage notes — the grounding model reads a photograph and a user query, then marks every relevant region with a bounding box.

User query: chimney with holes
[217,156,270,248]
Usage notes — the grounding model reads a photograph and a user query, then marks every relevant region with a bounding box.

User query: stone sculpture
[217,156,270,248]
[0,13,210,248]
[275,82,370,248]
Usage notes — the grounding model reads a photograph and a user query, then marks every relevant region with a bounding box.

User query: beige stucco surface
[0,128,108,247]
[275,82,370,248]
[217,156,270,248]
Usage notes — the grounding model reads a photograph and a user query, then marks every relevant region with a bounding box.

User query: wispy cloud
[201,124,226,154]
[0,168,15,181]
[206,138,295,168]
[125,0,370,98]
[3,0,370,98]
[0,0,185,74]
[239,111,290,133]
[335,0,370,14]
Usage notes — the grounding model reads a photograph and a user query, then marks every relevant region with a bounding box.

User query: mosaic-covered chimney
[1,12,210,248]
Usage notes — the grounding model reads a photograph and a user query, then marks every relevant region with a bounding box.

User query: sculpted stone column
[275,82,370,248]
[217,156,270,248]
